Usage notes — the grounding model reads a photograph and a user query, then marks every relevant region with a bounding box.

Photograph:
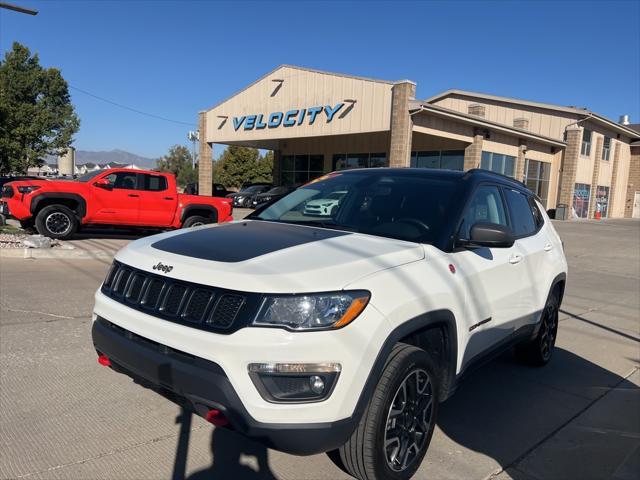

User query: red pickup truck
[0,168,233,239]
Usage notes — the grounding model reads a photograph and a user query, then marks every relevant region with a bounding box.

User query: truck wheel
[515,289,559,366]
[35,205,78,240]
[182,215,211,228]
[328,343,439,480]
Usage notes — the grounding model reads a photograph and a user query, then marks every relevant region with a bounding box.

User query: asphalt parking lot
[1,219,638,480]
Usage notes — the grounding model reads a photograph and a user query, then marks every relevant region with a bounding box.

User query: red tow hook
[97,354,112,367]
[205,408,229,427]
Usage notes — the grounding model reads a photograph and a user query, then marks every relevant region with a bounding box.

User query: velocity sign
[233,103,345,131]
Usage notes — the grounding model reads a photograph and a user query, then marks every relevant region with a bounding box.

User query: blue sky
[2,0,639,159]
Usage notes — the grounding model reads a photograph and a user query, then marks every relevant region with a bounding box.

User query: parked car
[183,182,231,197]
[91,168,567,480]
[226,183,272,207]
[303,189,347,216]
[250,185,296,208]
[0,168,233,239]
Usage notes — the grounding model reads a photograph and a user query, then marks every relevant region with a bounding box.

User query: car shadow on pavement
[171,407,276,480]
[436,347,639,479]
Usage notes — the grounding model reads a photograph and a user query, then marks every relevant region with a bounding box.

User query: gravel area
[0,232,28,248]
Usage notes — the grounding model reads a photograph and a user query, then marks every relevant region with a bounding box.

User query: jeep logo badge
[152,262,173,274]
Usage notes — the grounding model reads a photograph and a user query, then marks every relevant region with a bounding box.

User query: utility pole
[0,2,38,15]
[187,130,199,168]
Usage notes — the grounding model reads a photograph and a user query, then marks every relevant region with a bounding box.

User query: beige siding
[431,94,580,140]
[205,66,393,143]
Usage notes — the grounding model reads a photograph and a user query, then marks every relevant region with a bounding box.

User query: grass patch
[0,225,25,235]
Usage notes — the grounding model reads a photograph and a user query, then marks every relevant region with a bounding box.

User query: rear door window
[140,174,168,191]
[504,188,537,236]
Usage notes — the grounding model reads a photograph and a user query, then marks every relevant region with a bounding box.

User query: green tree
[215,146,273,188]
[0,42,80,174]
[156,144,197,187]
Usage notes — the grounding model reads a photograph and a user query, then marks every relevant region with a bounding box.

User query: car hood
[306,198,339,206]
[115,220,425,293]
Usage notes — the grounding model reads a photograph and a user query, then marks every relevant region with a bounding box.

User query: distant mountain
[46,149,157,169]
[75,149,157,169]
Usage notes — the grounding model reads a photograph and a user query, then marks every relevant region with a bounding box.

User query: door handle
[544,243,553,252]
[128,194,139,198]
[509,254,523,264]
[163,197,174,200]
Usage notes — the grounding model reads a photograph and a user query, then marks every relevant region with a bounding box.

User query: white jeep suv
[92,168,567,480]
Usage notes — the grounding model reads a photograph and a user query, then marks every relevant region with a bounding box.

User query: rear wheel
[328,344,438,480]
[182,215,211,228]
[516,289,559,366]
[35,205,78,240]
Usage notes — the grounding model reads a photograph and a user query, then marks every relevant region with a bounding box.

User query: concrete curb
[0,247,117,260]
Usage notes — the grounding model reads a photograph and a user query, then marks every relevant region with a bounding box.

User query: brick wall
[609,142,621,217]
[198,111,213,196]
[516,141,527,182]
[463,131,484,170]
[587,136,604,218]
[389,81,416,168]
[624,145,640,218]
[556,125,582,212]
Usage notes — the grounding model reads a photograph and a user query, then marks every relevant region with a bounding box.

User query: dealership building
[198,65,640,219]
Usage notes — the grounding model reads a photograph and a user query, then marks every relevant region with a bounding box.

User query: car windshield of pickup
[254,171,458,243]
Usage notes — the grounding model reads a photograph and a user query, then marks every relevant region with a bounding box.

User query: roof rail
[463,168,528,188]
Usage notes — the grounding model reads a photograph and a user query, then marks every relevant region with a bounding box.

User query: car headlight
[17,185,40,194]
[253,291,370,330]
[236,196,244,201]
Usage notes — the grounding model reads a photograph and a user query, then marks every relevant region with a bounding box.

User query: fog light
[248,363,340,403]
[309,375,325,394]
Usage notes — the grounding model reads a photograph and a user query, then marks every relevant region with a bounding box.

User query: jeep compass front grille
[101,261,257,333]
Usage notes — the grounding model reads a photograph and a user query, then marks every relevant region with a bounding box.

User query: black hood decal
[151,221,351,262]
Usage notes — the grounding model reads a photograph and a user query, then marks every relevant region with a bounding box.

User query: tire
[515,289,560,366]
[182,215,211,228]
[328,343,439,480]
[34,205,78,240]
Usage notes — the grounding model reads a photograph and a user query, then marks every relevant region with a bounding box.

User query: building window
[480,151,516,177]
[281,154,324,186]
[581,129,592,157]
[523,159,551,207]
[602,136,611,161]
[332,153,388,171]
[595,185,610,218]
[573,183,591,218]
[410,150,464,170]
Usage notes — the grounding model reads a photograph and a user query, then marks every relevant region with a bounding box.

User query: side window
[504,189,537,236]
[108,172,138,190]
[530,197,545,229]
[459,185,508,239]
[141,174,168,191]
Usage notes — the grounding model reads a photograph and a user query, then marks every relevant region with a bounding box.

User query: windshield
[254,172,458,243]
[76,170,104,182]
[266,186,290,195]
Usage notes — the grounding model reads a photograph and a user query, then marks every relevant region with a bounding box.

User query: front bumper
[92,317,358,455]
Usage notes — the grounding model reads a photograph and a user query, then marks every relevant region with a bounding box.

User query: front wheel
[328,344,439,480]
[34,205,78,240]
[182,215,212,228]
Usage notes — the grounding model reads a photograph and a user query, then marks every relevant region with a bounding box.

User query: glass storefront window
[524,159,551,207]
[595,185,610,218]
[481,151,516,177]
[281,154,324,186]
[573,183,591,218]
[410,150,464,170]
[332,153,388,171]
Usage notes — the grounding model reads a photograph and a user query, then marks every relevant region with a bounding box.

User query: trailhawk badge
[152,262,173,273]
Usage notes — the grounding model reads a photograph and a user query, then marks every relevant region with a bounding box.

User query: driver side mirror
[458,223,515,249]
[94,178,113,190]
